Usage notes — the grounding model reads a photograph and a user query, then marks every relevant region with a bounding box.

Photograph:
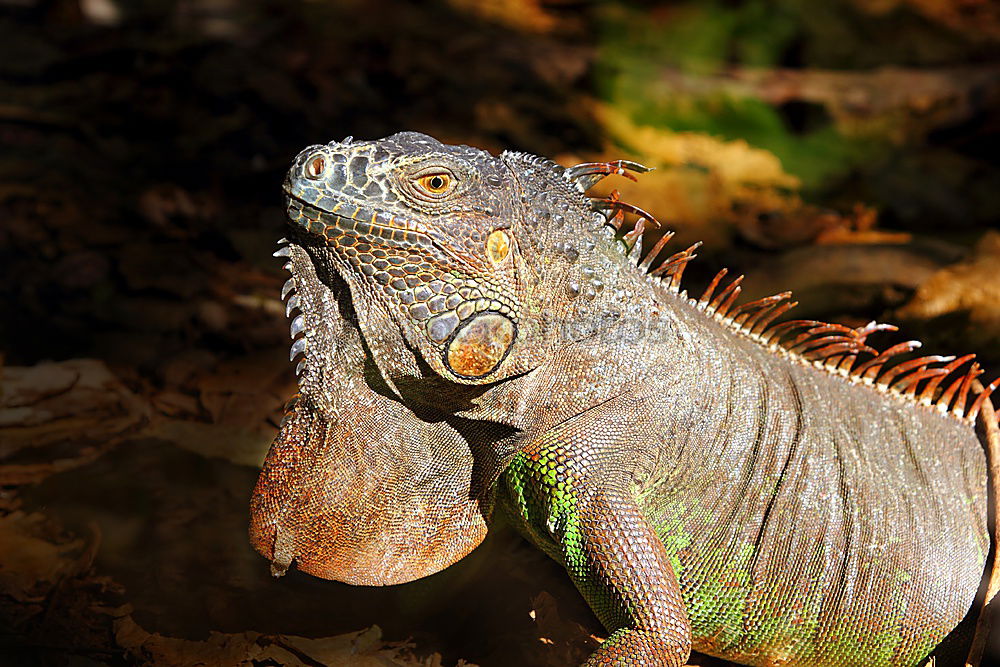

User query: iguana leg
[503,395,692,666]
[573,485,692,666]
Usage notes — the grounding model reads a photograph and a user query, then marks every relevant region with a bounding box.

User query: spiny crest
[565,159,652,193]
[504,150,571,187]
[569,160,1000,426]
[273,238,307,379]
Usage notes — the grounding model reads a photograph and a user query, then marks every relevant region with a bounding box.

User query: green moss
[593,2,892,192]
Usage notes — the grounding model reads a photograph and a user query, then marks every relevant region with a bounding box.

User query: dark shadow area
[19,439,597,666]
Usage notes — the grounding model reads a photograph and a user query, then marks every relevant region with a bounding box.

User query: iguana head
[283,131,615,390]
[284,132,531,385]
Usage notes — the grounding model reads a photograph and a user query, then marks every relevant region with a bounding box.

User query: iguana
[249,132,1000,667]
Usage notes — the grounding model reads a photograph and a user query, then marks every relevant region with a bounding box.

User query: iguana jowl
[249,132,1000,667]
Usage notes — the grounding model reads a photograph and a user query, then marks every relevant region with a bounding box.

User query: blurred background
[1,0,998,665]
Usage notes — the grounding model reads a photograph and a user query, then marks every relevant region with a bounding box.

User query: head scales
[283,132,532,387]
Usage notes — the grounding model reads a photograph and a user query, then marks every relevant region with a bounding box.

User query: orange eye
[486,230,510,264]
[305,155,326,179]
[416,173,453,195]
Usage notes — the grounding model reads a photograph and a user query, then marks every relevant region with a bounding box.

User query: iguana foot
[583,627,690,666]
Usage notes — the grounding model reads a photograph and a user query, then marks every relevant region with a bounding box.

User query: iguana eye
[415,173,455,196]
[486,230,510,264]
[304,155,326,180]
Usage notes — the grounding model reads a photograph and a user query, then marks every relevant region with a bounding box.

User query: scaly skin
[249,132,998,666]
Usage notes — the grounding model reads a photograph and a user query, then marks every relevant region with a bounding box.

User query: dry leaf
[567,103,901,251]
[0,511,91,604]
[896,231,1000,348]
[446,0,559,33]
[0,360,148,484]
[0,362,80,410]
[853,0,1000,40]
[115,616,445,667]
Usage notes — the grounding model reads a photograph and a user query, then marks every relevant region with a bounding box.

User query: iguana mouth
[284,194,482,277]
[285,194,435,251]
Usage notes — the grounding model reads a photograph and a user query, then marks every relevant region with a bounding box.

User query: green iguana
[249,132,1000,667]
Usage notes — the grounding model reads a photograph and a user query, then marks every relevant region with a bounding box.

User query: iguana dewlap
[249,132,1000,667]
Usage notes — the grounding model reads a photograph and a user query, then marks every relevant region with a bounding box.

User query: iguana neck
[502,150,660,363]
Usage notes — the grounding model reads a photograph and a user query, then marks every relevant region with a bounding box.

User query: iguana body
[249,133,1000,666]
